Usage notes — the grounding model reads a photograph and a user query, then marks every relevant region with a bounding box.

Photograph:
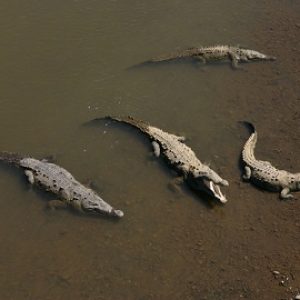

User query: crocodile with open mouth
[98,116,229,203]
[0,151,124,218]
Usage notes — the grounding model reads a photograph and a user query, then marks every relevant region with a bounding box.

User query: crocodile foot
[167,177,184,195]
[280,188,294,200]
[47,199,68,210]
[242,166,251,181]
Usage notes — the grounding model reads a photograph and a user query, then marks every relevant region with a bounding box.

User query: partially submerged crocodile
[241,122,300,199]
[149,45,276,68]
[0,152,123,217]
[99,116,229,203]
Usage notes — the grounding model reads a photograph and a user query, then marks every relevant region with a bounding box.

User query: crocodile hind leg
[195,55,206,64]
[41,154,56,163]
[167,177,184,195]
[280,187,294,200]
[47,199,68,210]
[242,166,251,180]
[71,200,84,212]
[176,135,186,142]
[24,170,35,184]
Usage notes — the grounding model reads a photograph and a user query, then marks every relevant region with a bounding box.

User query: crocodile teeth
[209,181,227,203]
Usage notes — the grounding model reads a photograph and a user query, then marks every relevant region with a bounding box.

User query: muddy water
[0,1,300,299]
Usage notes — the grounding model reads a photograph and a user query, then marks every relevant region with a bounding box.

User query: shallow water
[0,1,300,299]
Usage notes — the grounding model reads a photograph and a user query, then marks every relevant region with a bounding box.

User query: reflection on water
[0,1,297,299]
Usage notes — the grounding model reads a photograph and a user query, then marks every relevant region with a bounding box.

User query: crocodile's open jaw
[87,207,124,218]
[82,202,124,218]
[202,179,227,203]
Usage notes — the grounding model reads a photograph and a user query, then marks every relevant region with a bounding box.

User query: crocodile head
[241,49,276,61]
[188,176,228,203]
[81,198,124,218]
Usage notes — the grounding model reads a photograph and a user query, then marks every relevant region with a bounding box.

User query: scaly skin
[241,123,300,199]
[149,45,276,68]
[0,152,123,218]
[101,116,229,203]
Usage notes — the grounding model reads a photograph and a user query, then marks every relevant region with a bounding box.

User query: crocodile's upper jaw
[249,55,276,61]
[243,50,276,61]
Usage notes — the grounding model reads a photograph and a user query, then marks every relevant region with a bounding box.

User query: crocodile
[241,122,300,199]
[149,45,276,68]
[98,116,229,203]
[0,152,124,217]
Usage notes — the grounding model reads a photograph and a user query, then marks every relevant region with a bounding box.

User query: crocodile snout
[221,179,229,186]
[112,209,124,218]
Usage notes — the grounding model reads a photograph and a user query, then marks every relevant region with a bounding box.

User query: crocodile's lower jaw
[83,207,124,218]
[209,181,227,203]
[199,178,227,203]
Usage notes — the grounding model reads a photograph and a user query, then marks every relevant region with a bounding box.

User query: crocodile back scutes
[19,158,122,216]
[148,126,225,184]
[20,158,77,197]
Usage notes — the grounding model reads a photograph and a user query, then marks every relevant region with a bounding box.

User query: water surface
[0,1,299,299]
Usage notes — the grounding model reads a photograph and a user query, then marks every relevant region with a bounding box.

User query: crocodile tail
[0,151,23,165]
[149,53,182,62]
[149,48,199,62]
[241,121,256,134]
[104,115,149,133]
[240,121,257,164]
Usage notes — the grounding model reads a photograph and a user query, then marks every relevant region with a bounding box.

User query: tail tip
[239,121,256,133]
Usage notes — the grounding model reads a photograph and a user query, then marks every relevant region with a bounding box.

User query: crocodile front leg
[167,177,184,194]
[280,187,294,199]
[242,166,251,180]
[194,55,206,64]
[228,52,239,69]
[152,141,160,157]
[24,170,35,184]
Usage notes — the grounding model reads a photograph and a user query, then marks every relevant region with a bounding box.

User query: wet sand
[0,1,299,300]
